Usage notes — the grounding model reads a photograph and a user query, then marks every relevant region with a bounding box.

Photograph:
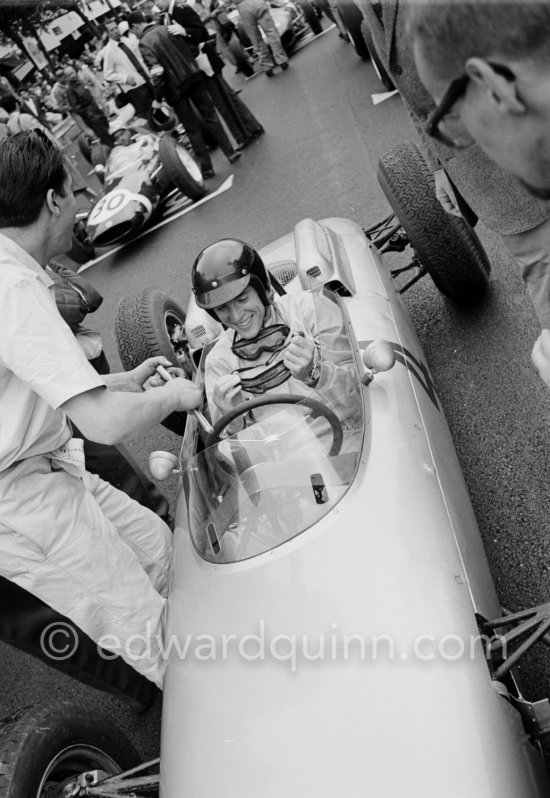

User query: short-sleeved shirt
[0,234,105,471]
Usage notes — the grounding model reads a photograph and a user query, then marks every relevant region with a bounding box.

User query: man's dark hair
[127,10,146,25]
[0,95,17,113]
[407,0,550,79]
[0,131,69,227]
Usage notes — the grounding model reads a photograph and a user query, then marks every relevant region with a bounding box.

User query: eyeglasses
[231,324,291,361]
[426,62,515,149]
[426,74,471,148]
[233,361,291,395]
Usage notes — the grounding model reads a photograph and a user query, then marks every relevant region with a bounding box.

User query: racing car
[3,202,550,796]
[69,124,205,263]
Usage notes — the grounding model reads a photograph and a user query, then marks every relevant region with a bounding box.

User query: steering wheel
[205,393,344,456]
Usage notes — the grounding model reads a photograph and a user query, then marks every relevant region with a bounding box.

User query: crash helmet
[192,239,274,318]
[109,117,129,135]
[147,104,177,132]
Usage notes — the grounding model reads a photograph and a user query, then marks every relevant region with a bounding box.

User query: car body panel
[160,218,549,796]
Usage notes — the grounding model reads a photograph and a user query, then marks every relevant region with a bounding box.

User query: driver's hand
[284,333,315,382]
[532,329,550,389]
[212,372,243,414]
[126,76,137,86]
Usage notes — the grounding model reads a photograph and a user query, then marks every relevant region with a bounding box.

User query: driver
[100,117,157,176]
[191,238,362,432]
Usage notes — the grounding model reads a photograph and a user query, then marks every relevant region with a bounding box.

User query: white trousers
[504,216,550,329]
[0,454,172,688]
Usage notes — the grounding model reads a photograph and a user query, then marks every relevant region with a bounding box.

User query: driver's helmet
[109,117,130,137]
[192,239,274,318]
[147,104,177,131]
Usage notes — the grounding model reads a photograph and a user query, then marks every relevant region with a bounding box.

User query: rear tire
[158,135,205,201]
[336,0,370,60]
[0,701,140,798]
[377,141,491,304]
[299,0,323,34]
[116,287,193,436]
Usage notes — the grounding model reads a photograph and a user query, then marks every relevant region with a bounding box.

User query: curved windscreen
[183,288,364,563]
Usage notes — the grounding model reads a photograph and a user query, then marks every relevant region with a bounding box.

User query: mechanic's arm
[62,357,203,444]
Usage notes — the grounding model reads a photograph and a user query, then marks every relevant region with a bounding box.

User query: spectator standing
[0,130,202,686]
[233,0,289,77]
[129,10,241,178]
[64,66,113,147]
[158,0,264,146]
[49,68,70,116]
[103,17,154,116]
[77,53,109,112]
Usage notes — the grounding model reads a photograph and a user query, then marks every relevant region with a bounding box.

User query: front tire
[377,141,491,303]
[115,287,193,436]
[68,219,95,264]
[0,701,140,798]
[158,135,205,201]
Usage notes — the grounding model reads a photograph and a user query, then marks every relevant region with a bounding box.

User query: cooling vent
[306,265,322,279]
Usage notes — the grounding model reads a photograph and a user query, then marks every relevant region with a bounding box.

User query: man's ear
[45,188,61,216]
[465,57,525,114]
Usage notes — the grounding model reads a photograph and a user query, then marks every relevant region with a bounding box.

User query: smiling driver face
[213,286,266,339]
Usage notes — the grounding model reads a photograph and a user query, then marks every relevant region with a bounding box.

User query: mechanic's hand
[284,333,315,382]
[434,169,462,217]
[151,99,163,108]
[124,356,179,391]
[531,330,550,389]
[126,76,137,87]
[168,22,187,36]
[212,373,244,414]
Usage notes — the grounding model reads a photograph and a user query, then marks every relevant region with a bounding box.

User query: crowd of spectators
[0,0,278,182]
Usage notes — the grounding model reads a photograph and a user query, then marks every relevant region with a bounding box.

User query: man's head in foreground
[408,0,550,198]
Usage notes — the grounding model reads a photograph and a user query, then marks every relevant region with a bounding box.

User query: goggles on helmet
[231,324,291,361]
[233,361,291,395]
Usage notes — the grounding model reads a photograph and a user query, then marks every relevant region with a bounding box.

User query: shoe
[280,62,289,71]
[202,168,215,179]
[265,68,274,77]
[251,126,265,139]
[227,151,242,164]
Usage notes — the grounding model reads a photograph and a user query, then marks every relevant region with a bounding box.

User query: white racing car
[2,199,550,795]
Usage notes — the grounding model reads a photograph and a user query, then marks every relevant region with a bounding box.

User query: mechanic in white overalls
[0,131,202,688]
[191,238,362,432]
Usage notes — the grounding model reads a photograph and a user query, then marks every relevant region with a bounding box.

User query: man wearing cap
[103,18,153,116]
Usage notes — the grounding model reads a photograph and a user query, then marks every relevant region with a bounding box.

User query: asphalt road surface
[2,22,550,769]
